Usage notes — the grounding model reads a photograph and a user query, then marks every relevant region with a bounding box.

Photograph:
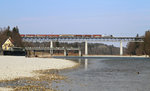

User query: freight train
[20,34,113,38]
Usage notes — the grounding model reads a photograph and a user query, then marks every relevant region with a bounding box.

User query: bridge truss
[22,37,144,42]
[22,36,144,56]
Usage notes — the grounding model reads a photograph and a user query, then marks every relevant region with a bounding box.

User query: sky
[0,0,150,37]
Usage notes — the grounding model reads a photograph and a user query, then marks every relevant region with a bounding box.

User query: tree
[0,26,11,47]
[0,26,24,48]
[11,26,23,47]
[144,30,150,56]
[136,42,144,55]
[127,34,144,55]
[127,42,136,55]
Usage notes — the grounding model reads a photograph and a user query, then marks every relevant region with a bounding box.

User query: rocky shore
[0,56,78,90]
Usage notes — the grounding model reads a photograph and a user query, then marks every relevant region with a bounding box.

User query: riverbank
[83,55,149,58]
[53,55,149,59]
[0,56,77,80]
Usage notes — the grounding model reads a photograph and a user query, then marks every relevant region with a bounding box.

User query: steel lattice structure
[22,36,144,42]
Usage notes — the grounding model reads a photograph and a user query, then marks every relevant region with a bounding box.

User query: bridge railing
[22,36,144,42]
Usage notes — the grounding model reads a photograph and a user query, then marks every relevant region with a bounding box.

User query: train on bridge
[20,34,113,38]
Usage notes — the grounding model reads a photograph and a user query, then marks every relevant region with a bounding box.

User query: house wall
[2,39,14,50]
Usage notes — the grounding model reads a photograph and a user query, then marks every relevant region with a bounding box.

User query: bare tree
[144,30,150,57]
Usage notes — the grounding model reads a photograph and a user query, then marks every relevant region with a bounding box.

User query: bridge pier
[120,41,123,55]
[50,41,53,48]
[85,41,88,56]
[50,41,53,55]
[64,49,67,56]
[79,50,82,56]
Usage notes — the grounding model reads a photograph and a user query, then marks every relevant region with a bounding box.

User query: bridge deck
[25,47,80,51]
[22,36,144,42]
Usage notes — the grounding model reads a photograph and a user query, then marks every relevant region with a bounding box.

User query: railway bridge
[21,35,144,56]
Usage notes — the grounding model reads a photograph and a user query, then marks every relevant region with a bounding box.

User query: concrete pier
[85,41,88,55]
[50,41,53,55]
[120,41,123,55]
[64,50,67,56]
[79,50,82,56]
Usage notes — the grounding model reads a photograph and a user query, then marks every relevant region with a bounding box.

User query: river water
[53,57,150,91]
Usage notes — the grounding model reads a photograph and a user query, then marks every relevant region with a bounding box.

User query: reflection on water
[84,59,88,70]
[53,57,150,91]
[78,59,81,64]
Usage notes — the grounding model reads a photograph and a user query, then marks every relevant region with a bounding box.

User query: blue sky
[0,0,150,37]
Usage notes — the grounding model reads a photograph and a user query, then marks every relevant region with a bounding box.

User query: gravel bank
[0,56,77,80]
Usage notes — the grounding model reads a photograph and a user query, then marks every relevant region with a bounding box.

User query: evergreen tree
[0,26,12,47]
[11,26,23,47]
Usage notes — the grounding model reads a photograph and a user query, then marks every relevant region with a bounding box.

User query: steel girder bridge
[22,36,144,56]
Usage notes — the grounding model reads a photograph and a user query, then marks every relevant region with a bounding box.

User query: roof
[8,37,14,43]
[2,37,14,46]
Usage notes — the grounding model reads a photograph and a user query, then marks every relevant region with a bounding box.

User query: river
[53,57,150,91]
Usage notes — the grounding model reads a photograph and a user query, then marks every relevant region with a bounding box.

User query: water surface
[53,57,150,91]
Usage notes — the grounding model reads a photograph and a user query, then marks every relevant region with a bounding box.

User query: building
[2,37,14,51]
[2,37,25,56]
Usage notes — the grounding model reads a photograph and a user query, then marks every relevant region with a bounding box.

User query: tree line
[127,30,150,57]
